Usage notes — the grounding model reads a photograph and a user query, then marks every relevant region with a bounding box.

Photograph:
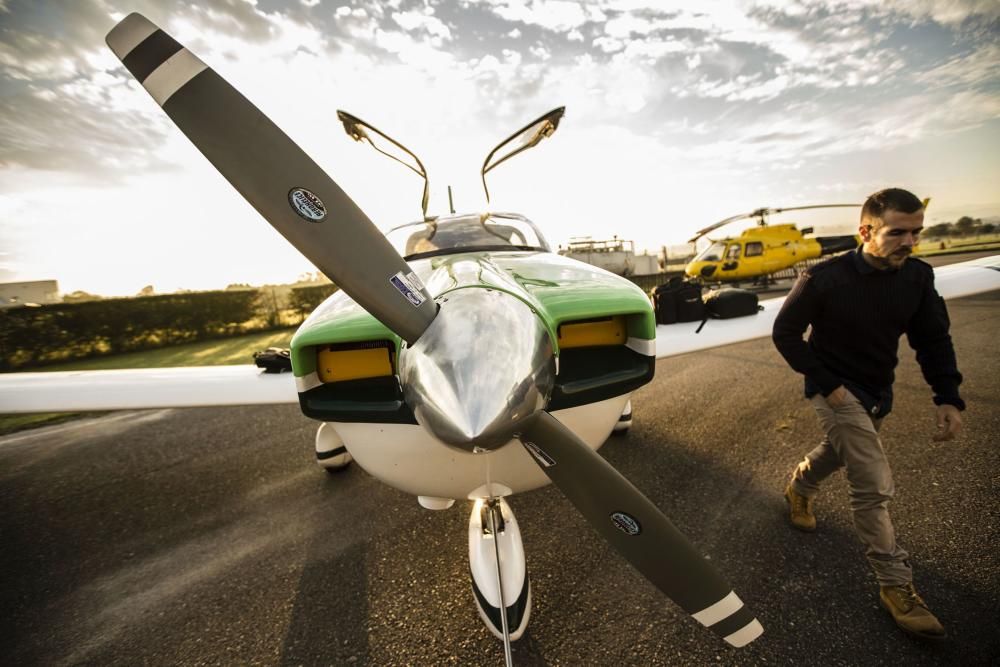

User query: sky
[1,0,998,296]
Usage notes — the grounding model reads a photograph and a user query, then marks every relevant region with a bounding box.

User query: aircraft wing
[930,254,1000,298]
[0,366,297,414]
[655,297,787,360]
[654,254,1000,359]
[2,256,997,413]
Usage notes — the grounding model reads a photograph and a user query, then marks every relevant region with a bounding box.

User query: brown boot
[783,482,816,532]
[880,583,946,639]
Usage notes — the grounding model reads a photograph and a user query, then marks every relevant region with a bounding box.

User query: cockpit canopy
[694,241,727,263]
[385,213,551,261]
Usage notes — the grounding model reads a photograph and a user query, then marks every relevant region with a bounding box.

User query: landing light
[557,316,626,349]
[317,342,394,383]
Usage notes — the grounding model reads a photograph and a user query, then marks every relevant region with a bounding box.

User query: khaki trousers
[791,392,912,586]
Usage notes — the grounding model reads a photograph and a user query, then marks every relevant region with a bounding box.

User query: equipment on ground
[702,288,763,320]
[652,278,705,325]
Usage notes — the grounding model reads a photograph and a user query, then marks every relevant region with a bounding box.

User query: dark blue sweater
[772,248,964,415]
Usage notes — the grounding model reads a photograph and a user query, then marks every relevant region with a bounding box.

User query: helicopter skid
[328,393,630,500]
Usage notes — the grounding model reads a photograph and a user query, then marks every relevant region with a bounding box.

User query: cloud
[0,0,285,180]
[0,1,110,81]
[0,59,175,181]
[684,85,1000,168]
[392,8,453,43]
[480,0,607,32]
[916,42,1000,88]
[749,0,1000,23]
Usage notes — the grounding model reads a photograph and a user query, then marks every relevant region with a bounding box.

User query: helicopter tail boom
[816,235,858,256]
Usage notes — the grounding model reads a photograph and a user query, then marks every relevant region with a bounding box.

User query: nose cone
[686,262,715,279]
[399,288,555,452]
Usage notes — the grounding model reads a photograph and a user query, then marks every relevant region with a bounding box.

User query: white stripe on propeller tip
[725,619,764,647]
[692,590,744,626]
[692,590,764,647]
[106,13,157,59]
[145,49,207,105]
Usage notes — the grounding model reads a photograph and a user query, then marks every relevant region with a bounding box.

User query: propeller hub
[399,288,555,452]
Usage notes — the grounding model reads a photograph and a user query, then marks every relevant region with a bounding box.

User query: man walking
[772,188,964,639]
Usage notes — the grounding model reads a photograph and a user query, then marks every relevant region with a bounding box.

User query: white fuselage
[328,393,630,500]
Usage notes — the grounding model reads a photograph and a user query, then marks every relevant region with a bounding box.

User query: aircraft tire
[612,400,632,434]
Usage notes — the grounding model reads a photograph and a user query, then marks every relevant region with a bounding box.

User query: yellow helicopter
[684,204,861,285]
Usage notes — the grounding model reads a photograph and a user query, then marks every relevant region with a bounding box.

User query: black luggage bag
[253,347,292,373]
[702,288,762,319]
[652,278,705,324]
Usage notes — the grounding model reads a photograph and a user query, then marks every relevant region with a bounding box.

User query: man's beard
[886,249,911,267]
[864,247,911,270]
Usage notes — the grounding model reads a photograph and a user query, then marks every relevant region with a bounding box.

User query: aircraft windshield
[695,241,727,262]
[386,214,551,260]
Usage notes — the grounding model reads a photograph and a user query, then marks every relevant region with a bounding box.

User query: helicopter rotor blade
[105,13,437,344]
[517,412,763,648]
[686,213,754,244]
[767,204,860,216]
[687,204,862,244]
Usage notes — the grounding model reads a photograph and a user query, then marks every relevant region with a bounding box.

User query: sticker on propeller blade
[405,270,426,291]
[390,271,426,307]
[288,188,327,222]
[521,440,555,468]
[610,511,642,536]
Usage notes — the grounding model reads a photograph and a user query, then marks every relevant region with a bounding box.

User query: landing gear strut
[468,497,530,663]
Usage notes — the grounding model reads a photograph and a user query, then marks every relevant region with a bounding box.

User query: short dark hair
[861,188,923,229]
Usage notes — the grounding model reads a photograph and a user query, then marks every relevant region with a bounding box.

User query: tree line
[0,283,339,371]
[924,216,996,238]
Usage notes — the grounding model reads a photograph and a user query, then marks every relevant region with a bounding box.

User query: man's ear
[858,224,872,242]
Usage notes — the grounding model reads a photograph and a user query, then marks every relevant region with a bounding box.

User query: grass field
[0,327,296,435]
[916,234,1000,255]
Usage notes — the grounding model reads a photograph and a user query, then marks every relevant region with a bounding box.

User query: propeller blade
[105,13,436,344]
[518,412,763,648]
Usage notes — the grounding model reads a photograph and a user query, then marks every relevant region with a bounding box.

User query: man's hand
[825,385,850,408]
[933,404,963,442]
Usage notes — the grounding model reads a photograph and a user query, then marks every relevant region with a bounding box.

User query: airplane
[2,13,999,665]
[684,206,862,286]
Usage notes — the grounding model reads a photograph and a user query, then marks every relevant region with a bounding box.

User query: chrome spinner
[399,288,555,452]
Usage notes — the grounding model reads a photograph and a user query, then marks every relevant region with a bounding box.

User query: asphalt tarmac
[2,275,998,665]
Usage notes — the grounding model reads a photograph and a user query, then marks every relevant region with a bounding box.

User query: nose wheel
[469,496,531,663]
[315,422,353,472]
[613,400,632,433]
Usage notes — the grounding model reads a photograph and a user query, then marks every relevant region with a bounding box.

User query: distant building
[558,237,659,276]
[0,280,60,308]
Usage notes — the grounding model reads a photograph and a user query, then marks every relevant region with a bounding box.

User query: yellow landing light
[558,316,626,349]
[317,345,394,383]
